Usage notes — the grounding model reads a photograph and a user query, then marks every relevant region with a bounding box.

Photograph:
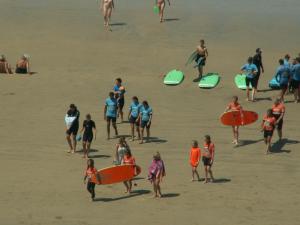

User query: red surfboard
[91,165,141,185]
[220,110,258,126]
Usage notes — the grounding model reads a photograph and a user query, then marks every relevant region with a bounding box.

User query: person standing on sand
[0,54,13,74]
[261,109,277,154]
[104,92,118,139]
[113,78,126,123]
[195,39,208,81]
[128,96,142,141]
[275,59,291,102]
[83,159,100,201]
[148,152,165,198]
[189,140,201,182]
[114,137,130,165]
[156,0,171,23]
[15,54,30,74]
[284,54,291,67]
[65,104,80,153]
[80,114,97,159]
[202,135,215,184]
[253,48,264,91]
[290,57,300,103]
[101,0,114,29]
[122,149,136,194]
[139,101,153,144]
[224,96,244,146]
[272,99,285,141]
[241,57,258,101]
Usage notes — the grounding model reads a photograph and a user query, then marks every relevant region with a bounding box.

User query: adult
[272,99,285,141]
[148,152,166,198]
[284,54,291,67]
[65,104,80,153]
[275,59,291,102]
[253,48,264,90]
[290,57,300,103]
[101,0,114,29]
[0,54,13,74]
[241,56,258,101]
[157,0,171,23]
[80,114,97,158]
[128,96,142,141]
[15,54,30,74]
[139,101,153,144]
[104,92,118,139]
[113,78,126,123]
[195,39,208,80]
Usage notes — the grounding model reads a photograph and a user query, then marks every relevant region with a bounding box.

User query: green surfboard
[199,73,220,88]
[164,69,184,85]
[235,74,252,90]
[185,51,198,66]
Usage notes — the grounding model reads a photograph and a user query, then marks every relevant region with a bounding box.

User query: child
[122,149,136,193]
[80,114,97,158]
[272,99,285,140]
[189,140,201,181]
[148,152,165,198]
[202,135,215,183]
[261,109,277,154]
[83,159,100,201]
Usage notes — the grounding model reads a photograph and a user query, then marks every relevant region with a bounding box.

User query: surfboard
[234,74,252,90]
[269,75,280,89]
[153,5,159,14]
[220,110,258,126]
[185,51,198,66]
[164,69,184,85]
[91,165,142,185]
[199,73,220,88]
[65,114,76,127]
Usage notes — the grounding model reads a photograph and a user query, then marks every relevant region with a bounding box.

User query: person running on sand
[275,59,291,102]
[224,96,244,146]
[195,39,208,81]
[114,137,130,165]
[253,48,264,91]
[15,54,30,74]
[80,114,97,159]
[202,135,215,183]
[189,140,201,182]
[139,101,153,144]
[104,92,118,139]
[241,57,258,101]
[156,0,171,23]
[65,104,80,153]
[83,159,100,201]
[113,78,126,123]
[101,0,114,29]
[290,57,300,103]
[122,149,136,194]
[128,96,142,141]
[272,99,285,141]
[261,109,277,154]
[148,152,165,198]
[0,54,13,74]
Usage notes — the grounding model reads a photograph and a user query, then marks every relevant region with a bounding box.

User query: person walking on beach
[113,78,126,123]
[83,159,100,201]
[148,152,165,198]
[139,100,153,144]
[189,140,201,182]
[65,104,80,153]
[122,149,136,193]
[284,54,291,67]
[156,0,171,23]
[224,96,243,146]
[104,92,118,139]
[114,137,130,165]
[128,96,142,141]
[15,54,30,74]
[80,114,97,159]
[100,0,114,29]
[0,54,13,74]
[241,57,258,101]
[290,57,300,103]
[275,59,291,102]
[195,39,208,81]
[253,48,264,91]
[202,135,215,183]
[272,99,285,141]
[261,109,277,154]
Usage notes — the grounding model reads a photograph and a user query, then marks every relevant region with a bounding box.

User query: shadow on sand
[94,189,150,202]
[163,18,180,22]
[147,137,168,144]
[239,139,264,147]
[110,22,127,26]
[162,193,180,198]
[271,138,299,153]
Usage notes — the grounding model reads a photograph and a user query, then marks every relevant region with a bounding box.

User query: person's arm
[93,125,97,140]
[104,105,107,120]
[114,144,119,163]
[261,58,264,73]
[4,62,9,74]
[128,107,132,120]
[210,146,215,163]
[26,61,30,74]
[224,105,230,113]
[205,48,208,58]
[83,171,87,184]
[112,0,115,9]
[275,68,280,82]
[167,0,170,6]
[261,119,265,132]
[148,113,153,126]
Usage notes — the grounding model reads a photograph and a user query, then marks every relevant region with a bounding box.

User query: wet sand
[0,0,300,224]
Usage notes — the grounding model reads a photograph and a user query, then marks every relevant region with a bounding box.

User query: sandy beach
[1,0,300,224]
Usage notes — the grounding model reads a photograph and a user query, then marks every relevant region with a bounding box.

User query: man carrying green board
[195,39,208,81]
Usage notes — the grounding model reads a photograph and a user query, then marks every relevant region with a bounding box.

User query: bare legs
[158,2,165,23]
[198,66,203,79]
[66,134,76,153]
[140,127,150,144]
[191,166,200,181]
[204,165,214,183]
[293,87,300,103]
[279,87,287,102]
[82,141,91,158]
[264,136,272,154]
[123,180,132,193]
[232,126,239,145]
[130,123,140,141]
[107,120,118,140]
[102,5,112,30]
[246,87,257,101]
[153,178,162,198]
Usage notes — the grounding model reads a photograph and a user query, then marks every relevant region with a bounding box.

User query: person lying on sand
[0,54,13,74]
[15,54,30,74]
[101,0,114,29]
[157,0,170,23]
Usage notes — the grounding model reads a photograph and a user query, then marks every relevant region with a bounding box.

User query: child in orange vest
[189,140,201,181]
[261,109,277,154]
[202,135,215,183]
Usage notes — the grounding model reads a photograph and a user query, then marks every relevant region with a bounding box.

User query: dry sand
[0,0,300,224]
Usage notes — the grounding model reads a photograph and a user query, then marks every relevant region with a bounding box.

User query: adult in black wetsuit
[66,104,80,153]
[253,48,264,91]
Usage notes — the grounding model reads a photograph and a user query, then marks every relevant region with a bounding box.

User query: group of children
[0,54,31,75]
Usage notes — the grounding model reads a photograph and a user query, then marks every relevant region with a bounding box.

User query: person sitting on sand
[202,135,215,183]
[101,0,114,29]
[15,54,30,74]
[261,109,277,154]
[148,152,165,198]
[195,39,208,80]
[122,149,136,194]
[80,114,97,159]
[189,140,201,182]
[241,56,258,101]
[0,54,13,74]
[156,0,171,23]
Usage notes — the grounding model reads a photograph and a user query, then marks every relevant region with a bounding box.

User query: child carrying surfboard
[84,159,100,201]
[189,140,201,182]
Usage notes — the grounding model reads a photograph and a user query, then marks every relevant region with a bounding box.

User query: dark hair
[125,149,132,157]
[87,159,94,169]
[116,78,122,83]
[267,108,273,116]
[247,57,253,64]
[142,100,149,107]
[192,140,198,148]
[86,114,91,119]
[279,59,284,65]
[284,54,290,60]
[109,92,114,97]
[132,96,139,101]
[256,48,261,53]
[70,103,76,109]
[232,95,238,101]
[274,98,281,105]
[205,135,211,142]
[296,57,300,63]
